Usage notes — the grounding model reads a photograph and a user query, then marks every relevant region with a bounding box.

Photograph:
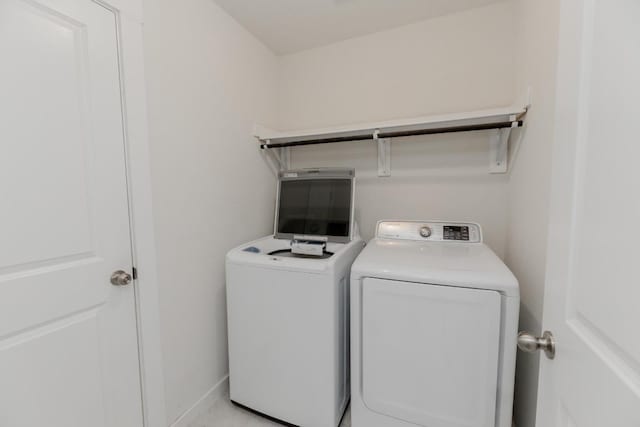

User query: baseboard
[169,375,229,427]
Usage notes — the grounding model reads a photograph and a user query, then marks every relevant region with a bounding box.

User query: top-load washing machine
[226,168,364,427]
[350,220,519,427]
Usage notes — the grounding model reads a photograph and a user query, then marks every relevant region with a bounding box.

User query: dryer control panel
[376,221,482,243]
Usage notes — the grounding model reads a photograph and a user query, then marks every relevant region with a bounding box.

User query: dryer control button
[419,226,432,238]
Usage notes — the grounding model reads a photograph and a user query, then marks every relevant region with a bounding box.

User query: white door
[532,0,640,425]
[361,278,501,427]
[0,1,143,426]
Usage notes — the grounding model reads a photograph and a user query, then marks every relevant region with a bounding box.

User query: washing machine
[226,168,364,427]
[350,220,519,427]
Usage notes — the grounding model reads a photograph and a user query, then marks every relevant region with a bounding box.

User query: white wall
[140,1,559,425]
[141,0,278,423]
[278,1,517,256]
[507,2,560,427]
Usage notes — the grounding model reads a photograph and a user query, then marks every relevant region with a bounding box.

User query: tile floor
[191,395,351,427]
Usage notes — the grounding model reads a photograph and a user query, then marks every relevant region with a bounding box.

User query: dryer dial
[419,226,432,238]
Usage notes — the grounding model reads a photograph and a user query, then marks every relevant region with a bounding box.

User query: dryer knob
[419,226,432,238]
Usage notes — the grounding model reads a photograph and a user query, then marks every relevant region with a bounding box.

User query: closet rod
[260,120,524,149]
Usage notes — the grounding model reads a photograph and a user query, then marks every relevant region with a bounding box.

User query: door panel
[0,0,94,269]
[537,0,640,426]
[0,1,143,426]
[361,278,501,427]
[569,0,640,367]
[0,312,106,427]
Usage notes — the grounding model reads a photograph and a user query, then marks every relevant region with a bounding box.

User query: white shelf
[257,106,526,146]
[255,105,528,175]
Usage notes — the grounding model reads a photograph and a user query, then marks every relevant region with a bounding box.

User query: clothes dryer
[350,220,519,427]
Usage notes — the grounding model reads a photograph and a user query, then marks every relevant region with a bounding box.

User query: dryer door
[361,278,501,427]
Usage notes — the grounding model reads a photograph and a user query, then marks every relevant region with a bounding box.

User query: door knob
[517,330,556,359]
[110,270,133,286]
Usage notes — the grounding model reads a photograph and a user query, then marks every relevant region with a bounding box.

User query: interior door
[535,0,640,425]
[0,1,143,426]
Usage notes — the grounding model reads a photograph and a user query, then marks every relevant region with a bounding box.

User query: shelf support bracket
[279,147,290,171]
[489,128,511,174]
[374,130,391,177]
[265,140,291,175]
[262,140,290,173]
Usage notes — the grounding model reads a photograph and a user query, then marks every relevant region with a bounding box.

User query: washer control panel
[376,220,482,243]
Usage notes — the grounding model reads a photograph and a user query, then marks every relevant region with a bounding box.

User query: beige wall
[507,1,561,426]
[142,0,278,423]
[278,1,517,256]
[278,2,517,130]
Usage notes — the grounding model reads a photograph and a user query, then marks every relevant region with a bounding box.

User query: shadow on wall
[514,303,542,427]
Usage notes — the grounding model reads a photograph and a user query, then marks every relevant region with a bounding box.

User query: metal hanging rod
[259,119,524,149]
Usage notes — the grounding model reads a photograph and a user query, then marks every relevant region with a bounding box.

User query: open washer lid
[274,168,356,243]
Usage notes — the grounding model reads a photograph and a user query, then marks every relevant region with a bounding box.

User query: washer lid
[275,168,355,243]
[351,239,519,297]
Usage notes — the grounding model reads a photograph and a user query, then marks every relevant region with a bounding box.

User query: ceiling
[212,0,506,55]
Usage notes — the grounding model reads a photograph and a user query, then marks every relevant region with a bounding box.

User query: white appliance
[226,168,365,427]
[350,220,519,427]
